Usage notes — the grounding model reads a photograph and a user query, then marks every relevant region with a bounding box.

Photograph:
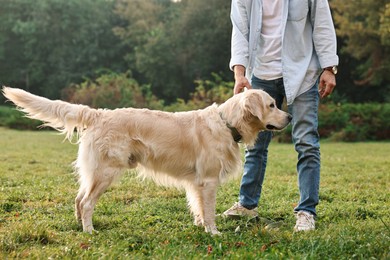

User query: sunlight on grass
[0,128,389,258]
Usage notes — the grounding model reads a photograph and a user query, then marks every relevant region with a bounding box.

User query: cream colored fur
[2,86,291,235]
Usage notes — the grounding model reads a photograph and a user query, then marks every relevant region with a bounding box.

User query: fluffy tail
[2,86,100,141]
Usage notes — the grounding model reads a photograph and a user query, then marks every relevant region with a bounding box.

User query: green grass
[0,127,389,259]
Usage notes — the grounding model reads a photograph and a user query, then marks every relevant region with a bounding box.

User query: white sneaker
[222,202,258,219]
[294,211,315,231]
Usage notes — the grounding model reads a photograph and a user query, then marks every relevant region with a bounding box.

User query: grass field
[0,127,389,259]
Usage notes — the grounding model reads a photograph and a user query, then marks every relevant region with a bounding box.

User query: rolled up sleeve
[311,0,339,68]
[230,0,251,71]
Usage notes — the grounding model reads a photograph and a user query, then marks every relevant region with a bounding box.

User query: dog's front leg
[185,181,220,235]
[185,184,204,227]
[201,181,221,236]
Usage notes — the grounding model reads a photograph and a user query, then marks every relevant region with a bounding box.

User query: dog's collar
[219,113,242,143]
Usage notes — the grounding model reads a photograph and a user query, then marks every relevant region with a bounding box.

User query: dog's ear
[242,91,265,122]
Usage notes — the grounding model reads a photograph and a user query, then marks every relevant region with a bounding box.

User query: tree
[331,0,390,102]
[170,0,232,99]
[0,0,128,98]
[114,0,232,102]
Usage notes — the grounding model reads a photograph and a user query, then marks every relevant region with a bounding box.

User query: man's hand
[233,65,252,95]
[318,70,336,99]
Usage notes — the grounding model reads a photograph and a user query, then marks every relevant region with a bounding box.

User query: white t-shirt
[254,0,284,80]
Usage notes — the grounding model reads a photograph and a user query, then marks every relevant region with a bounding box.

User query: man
[223,0,338,231]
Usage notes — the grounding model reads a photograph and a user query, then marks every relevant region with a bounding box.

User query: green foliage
[164,73,233,112]
[331,0,390,96]
[1,0,389,104]
[318,103,390,141]
[278,102,390,142]
[0,129,389,258]
[62,72,164,110]
[0,106,42,130]
[380,3,390,46]
[114,0,232,102]
[276,103,390,142]
[0,0,127,98]
[114,0,180,101]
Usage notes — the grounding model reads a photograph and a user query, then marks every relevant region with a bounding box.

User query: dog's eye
[270,103,275,108]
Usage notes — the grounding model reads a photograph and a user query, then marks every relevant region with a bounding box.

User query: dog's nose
[288,114,292,122]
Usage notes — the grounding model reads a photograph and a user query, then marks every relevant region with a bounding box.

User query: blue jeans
[239,77,320,216]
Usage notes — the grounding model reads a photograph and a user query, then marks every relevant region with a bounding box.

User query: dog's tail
[2,86,101,141]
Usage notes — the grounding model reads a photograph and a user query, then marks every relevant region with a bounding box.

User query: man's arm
[310,0,339,98]
[230,0,253,94]
[230,0,251,71]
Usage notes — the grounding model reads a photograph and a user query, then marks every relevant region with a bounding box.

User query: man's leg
[238,131,272,209]
[289,83,320,230]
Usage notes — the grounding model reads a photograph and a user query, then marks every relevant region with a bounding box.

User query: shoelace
[296,213,313,226]
[234,203,256,212]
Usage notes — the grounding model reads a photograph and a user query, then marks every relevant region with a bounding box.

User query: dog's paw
[83,225,96,234]
[194,215,203,227]
[205,225,221,236]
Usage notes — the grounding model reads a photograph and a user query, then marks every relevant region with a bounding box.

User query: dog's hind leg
[78,166,119,233]
[75,187,85,222]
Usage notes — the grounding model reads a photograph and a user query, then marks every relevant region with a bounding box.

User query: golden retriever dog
[2,86,291,235]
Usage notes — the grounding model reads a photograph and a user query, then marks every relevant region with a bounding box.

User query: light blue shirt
[230,0,339,105]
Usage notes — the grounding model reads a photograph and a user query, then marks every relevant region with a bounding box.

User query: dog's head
[242,89,292,132]
[219,89,292,146]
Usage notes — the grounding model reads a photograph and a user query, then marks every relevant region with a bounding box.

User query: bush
[165,73,233,112]
[0,106,42,130]
[62,71,164,110]
[276,103,390,142]
[338,103,390,141]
